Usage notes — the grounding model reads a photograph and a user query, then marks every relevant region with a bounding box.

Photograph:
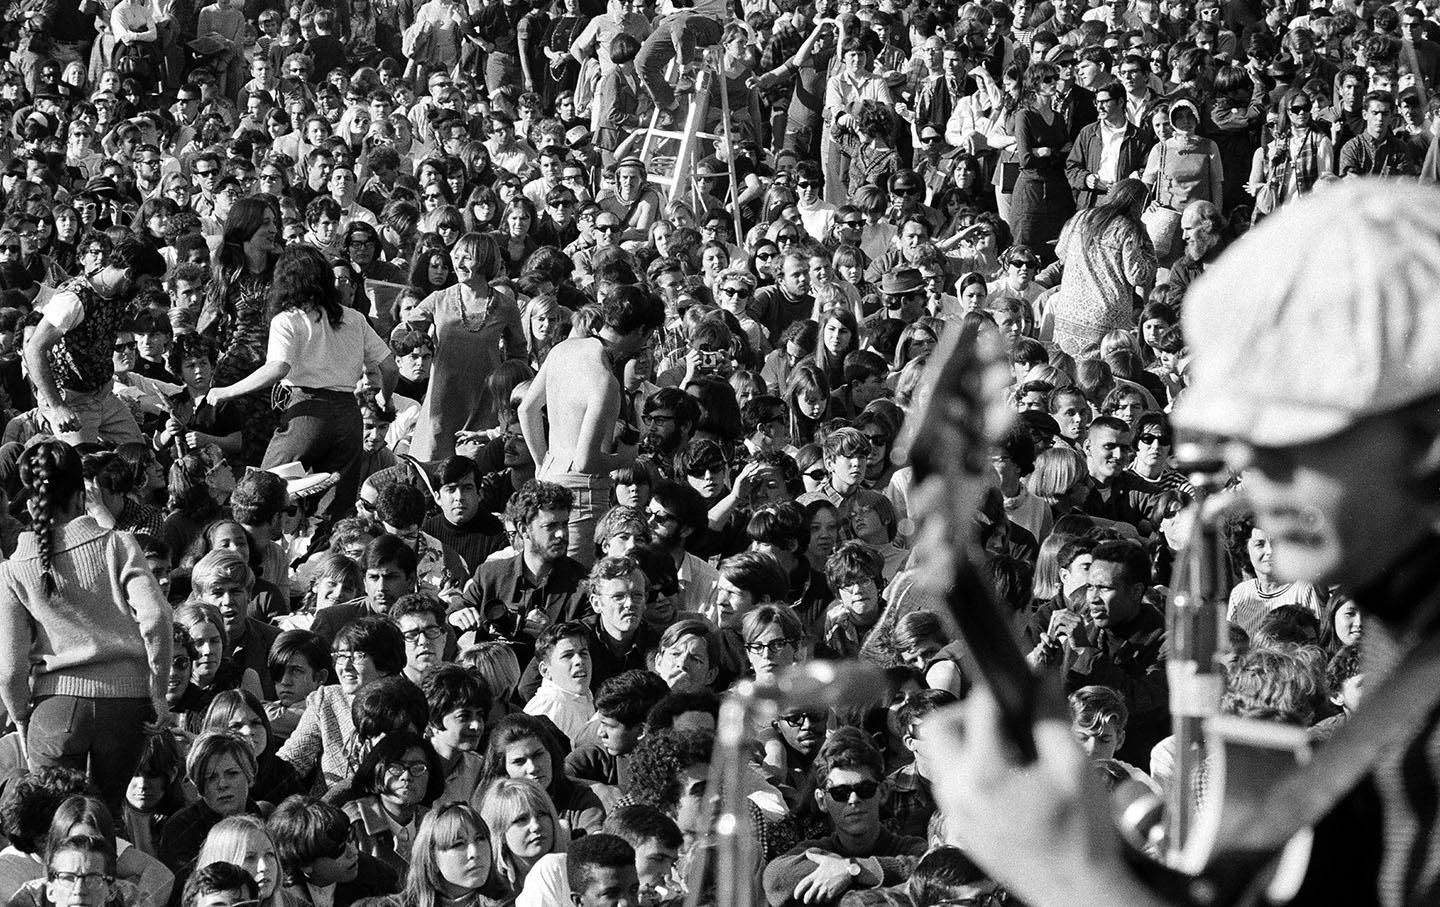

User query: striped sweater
[0,516,172,720]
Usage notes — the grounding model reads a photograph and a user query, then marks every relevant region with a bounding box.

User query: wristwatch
[845,859,862,878]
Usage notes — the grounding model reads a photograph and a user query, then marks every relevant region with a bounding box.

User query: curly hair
[624,729,715,814]
[269,243,344,326]
[19,441,84,597]
[504,480,575,533]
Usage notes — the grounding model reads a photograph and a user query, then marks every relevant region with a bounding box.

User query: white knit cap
[1175,180,1440,446]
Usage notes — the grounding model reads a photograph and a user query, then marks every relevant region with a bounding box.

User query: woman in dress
[1051,178,1157,357]
[199,197,284,464]
[1008,62,1075,265]
[1140,97,1223,265]
[409,233,525,462]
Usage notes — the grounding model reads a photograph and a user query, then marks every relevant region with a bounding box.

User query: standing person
[206,245,397,532]
[917,181,1440,907]
[410,233,525,462]
[1008,62,1076,265]
[518,285,663,566]
[1051,179,1157,357]
[1066,80,1149,210]
[199,197,285,464]
[1139,98,1222,266]
[0,441,173,819]
[23,235,166,445]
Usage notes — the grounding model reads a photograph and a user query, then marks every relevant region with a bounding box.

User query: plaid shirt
[760,19,806,107]
[884,762,937,839]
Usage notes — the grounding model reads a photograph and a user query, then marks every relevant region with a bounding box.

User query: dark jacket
[281,852,400,907]
[1066,118,1151,208]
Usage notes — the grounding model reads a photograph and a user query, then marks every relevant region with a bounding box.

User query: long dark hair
[269,244,345,326]
[213,196,280,279]
[1074,178,1149,241]
[19,441,84,597]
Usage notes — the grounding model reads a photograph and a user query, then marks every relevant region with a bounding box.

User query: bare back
[522,335,622,477]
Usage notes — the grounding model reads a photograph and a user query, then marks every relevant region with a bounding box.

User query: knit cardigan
[0,516,172,721]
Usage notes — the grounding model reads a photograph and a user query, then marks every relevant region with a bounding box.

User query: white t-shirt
[267,308,388,392]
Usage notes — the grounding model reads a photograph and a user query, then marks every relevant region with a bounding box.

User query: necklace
[455,285,492,333]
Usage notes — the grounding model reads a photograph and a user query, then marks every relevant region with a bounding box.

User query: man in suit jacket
[1065,80,1151,208]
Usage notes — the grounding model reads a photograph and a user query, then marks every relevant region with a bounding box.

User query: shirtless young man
[518,284,664,566]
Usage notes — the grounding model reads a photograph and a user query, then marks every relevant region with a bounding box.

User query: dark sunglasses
[720,286,751,297]
[780,711,825,726]
[114,341,138,352]
[596,224,621,232]
[804,468,827,481]
[826,780,881,800]
[840,218,864,227]
[1289,105,1311,114]
[1137,433,1172,446]
[795,180,819,188]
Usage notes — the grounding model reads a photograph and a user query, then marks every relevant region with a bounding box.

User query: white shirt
[523,680,596,745]
[267,308,388,392]
[1098,117,1128,184]
[679,552,719,613]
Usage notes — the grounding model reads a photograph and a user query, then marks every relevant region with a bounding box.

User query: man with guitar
[919,180,1440,907]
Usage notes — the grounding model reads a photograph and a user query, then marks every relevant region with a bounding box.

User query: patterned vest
[46,277,125,393]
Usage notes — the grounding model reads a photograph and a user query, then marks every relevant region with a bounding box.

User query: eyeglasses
[83,245,107,256]
[596,224,621,232]
[795,180,819,188]
[332,650,373,666]
[745,638,800,656]
[0,246,19,254]
[646,508,679,525]
[803,468,827,481]
[194,167,219,177]
[895,184,921,195]
[779,711,825,726]
[402,625,445,642]
[719,286,751,298]
[1010,259,1038,268]
[1137,433,1171,446]
[1041,75,1059,83]
[383,761,431,779]
[756,251,776,260]
[49,873,114,890]
[1289,105,1311,114]
[825,780,880,801]
[840,218,864,227]
[114,340,138,352]
[777,233,799,242]
[921,134,943,143]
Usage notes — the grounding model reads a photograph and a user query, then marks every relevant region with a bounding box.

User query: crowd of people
[0,0,1419,903]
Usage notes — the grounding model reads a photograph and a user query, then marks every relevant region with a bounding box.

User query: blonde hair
[458,642,522,707]
[478,778,561,892]
[196,816,283,906]
[403,803,498,907]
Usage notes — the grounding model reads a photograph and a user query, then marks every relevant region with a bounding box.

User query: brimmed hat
[880,267,925,295]
[1045,44,1077,65]
[82,176,122,200]
[266,461,339,499]
[565,125,592,147]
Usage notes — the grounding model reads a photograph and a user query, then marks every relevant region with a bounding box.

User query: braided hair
[19,441,84,598]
